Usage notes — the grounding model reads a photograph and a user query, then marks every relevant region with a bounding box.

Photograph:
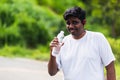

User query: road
[0,57,63,80]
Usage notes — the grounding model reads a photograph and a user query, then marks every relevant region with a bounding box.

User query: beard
[67,27,85,37]
[68,28,79,35]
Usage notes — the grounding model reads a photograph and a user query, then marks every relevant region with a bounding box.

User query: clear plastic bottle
[52,31,64,56]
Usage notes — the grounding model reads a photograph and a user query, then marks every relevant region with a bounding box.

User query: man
[48,6,116,80]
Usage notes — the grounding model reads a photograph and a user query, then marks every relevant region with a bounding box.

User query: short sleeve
[98,33,115,66]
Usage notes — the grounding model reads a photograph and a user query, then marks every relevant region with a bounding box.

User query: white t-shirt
[56,31,115,80]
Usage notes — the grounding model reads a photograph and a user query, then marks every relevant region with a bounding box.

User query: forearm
[106,61,116,80]
[106,72,116,80]
[48,51,58,76]
[48,38,60,76]
[106,68,116,80]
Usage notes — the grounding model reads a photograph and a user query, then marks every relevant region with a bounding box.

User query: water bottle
[52,31,64,56]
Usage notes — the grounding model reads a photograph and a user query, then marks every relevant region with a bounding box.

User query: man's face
[65,17,84,37]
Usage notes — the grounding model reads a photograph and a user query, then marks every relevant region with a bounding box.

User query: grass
[116,64,120,80]
[0,45,50,61]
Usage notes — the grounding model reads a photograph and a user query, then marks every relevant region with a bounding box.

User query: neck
[73,30,86,39]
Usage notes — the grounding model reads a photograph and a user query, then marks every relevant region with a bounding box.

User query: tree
[101,0,120,38]
[84,0,120,38]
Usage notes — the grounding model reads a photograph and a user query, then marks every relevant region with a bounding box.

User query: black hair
[63,6,86,22]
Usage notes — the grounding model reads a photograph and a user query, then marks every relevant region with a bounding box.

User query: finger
[53,37,59,42]
[60,42,64,47]
[50,42,58,47]
[50,39,59,47]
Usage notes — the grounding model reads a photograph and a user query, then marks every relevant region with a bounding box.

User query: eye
[66,21,70,25]
[66,20,80,25]
[72,21,79,25]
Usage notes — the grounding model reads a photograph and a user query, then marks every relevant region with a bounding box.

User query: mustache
[68,28,77,30]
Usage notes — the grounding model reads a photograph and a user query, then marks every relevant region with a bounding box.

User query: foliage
[0,0,120,63]
[108,38,120,63]
[85,17,110,37]
[37,0,120,38]
[0,0,120,48]
[0,0,62,48]
[37,0,80,14]
[115,64,120,80]
[0,45,49,61]
[84,0,120,38]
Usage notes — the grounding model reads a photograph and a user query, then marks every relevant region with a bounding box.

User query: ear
[82,19,86,25]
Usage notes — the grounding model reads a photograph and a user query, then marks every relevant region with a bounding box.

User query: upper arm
[105,61,115,70]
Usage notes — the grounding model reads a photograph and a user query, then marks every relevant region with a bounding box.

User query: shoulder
[86,31,108,44]
[87,30,104,36]
[87,31,105,39]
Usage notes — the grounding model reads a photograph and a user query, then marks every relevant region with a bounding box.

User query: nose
[68,23,74,28]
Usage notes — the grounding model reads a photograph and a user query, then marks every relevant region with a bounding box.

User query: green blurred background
[0,0,120,79]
